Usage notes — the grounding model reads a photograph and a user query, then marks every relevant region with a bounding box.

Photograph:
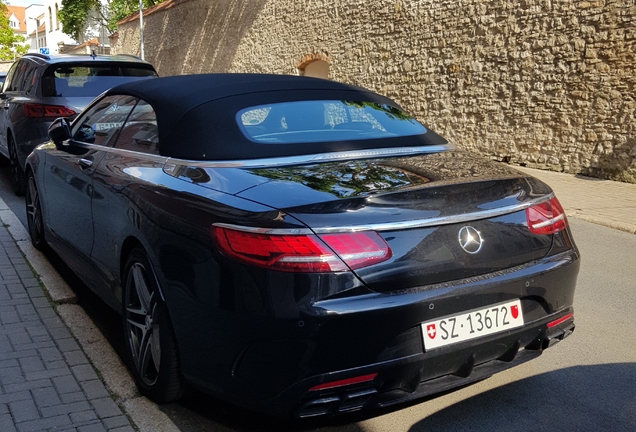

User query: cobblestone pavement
[0,226,135,432]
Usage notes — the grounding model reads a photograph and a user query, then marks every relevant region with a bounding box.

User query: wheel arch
[24,162,33,177]
[24,152,45,192]
[6,127,16,154]
[120,236,167,303]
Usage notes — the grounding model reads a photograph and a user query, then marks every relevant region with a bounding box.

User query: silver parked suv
[0,53,158,195]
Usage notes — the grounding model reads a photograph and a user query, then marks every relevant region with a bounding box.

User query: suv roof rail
[23,52,51,60]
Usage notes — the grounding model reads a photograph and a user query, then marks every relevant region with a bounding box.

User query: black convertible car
[26,74,579,418]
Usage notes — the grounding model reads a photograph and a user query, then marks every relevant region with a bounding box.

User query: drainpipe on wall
[139,0,145,60]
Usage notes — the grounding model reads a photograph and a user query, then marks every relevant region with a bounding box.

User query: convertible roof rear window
[238,100,426,144]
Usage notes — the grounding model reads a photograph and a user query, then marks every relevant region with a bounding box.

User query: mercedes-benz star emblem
[458,226,483,254]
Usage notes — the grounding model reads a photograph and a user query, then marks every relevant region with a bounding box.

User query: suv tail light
[212,226,392,273]
[526,197,568,235]
[24,103,76,118]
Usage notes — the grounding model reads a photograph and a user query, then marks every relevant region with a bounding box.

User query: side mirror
[48,117,72,148]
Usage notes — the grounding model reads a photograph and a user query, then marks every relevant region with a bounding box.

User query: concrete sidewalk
[512,166,636,235]
[0,164,633,432]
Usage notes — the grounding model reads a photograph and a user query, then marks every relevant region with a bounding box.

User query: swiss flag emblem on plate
[426,324,436,339]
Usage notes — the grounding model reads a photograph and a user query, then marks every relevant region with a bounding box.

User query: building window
[55,4,60,30]
[49,7,53,31]
[297,53,330,79]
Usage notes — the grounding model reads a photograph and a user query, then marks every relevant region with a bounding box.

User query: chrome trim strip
[69,141,452,170]
[165,144,454,169]
[212,223,314,236]
[63,141,170,164]
[311,194,555,233]
[213,193,554,234]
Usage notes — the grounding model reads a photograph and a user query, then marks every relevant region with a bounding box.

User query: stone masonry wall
[113,0,636,182]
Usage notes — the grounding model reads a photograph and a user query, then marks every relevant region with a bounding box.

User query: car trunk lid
[234,151,556,292]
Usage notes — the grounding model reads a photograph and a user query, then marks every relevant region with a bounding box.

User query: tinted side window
[22,63,38,95]
[5,60,28,92]
[113,100,159,155]
[72,95,139,146]
[2,63,18,92]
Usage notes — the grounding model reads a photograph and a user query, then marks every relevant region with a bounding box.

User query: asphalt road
[0,164,634,432]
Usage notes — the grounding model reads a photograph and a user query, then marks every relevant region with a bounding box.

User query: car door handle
[78,158,93,169]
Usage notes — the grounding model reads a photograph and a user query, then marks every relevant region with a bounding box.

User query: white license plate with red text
[422,299,524,350]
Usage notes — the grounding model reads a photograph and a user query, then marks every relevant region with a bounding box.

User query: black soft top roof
[105,73,446,161]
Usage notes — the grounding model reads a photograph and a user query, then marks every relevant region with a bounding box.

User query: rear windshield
[42,63,157,98]
[238,100,426,144]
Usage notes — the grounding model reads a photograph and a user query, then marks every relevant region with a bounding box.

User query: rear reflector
[23,103,76,118]
[212,227,391,273]
[526,197,568,235]
[309,373,378,391]
[547,313,573,328]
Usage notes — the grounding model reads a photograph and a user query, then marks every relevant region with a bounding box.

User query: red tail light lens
[309,373,378,391]
[212,226,392,273]
[526,197,568,235]
[547,313,573,328]
[24,103,76,118]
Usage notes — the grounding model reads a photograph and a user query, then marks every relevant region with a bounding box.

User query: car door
[90,98,163,296]
[41,94,139,291]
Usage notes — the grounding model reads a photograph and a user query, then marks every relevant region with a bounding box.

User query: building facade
[42,0,76,54]
[112,0,636,183]
[6,4,45,54]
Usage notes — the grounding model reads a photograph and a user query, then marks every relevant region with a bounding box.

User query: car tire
[25,171,48,251]
[122,247,186,403]
[9,136,26,196]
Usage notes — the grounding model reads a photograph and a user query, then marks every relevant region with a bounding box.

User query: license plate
[422,299,524,350]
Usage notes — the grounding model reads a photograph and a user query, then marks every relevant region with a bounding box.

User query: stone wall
[112,0,636,182]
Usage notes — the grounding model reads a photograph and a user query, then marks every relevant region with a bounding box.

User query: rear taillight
[212,226,392,273]
[23,103,76,118]
[547,313,573,328]
[309,373,378,391]
[526,196,568,235]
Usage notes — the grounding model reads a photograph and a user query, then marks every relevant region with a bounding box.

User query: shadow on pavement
[408,363,636,431]
[160,387,374,432]
[574,173,605,181]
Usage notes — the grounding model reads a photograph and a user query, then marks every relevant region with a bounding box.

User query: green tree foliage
[0,1,27,61]
[108,0,165,31]
[58,0,99,41]
[59,0,166,41]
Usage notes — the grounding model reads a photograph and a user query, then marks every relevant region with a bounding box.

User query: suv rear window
[238,100,426,144]
[41,63,157,98]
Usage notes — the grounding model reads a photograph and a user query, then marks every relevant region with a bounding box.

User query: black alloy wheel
[122,247,186,402]
[9,136,26,196]
[25,172,47,251]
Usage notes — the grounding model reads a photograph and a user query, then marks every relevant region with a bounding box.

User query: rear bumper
[179,249,579,418]
[291,312,575,418]
[15,120,53,168]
